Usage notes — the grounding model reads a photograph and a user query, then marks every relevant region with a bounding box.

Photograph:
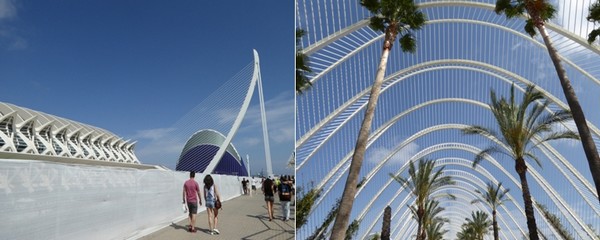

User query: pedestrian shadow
[169,222,187,231]
[241,214,295,240]
[168,222,210,234]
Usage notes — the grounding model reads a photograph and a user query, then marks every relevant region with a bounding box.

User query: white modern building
[0,102,139,164]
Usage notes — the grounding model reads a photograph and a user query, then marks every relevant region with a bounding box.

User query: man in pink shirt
[183,171,202,232]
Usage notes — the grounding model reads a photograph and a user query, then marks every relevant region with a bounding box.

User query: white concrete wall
[0,159,244,240]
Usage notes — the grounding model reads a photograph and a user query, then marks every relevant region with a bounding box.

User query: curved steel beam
[311,104,597,218]
[297,60,600,171]
[380,174,524,240]
[368,142,596,238]
[391,187,520,240]
[360,158,528,238]
[303,1,600,57]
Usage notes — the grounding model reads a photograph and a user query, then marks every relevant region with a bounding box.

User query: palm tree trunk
[330,34,394,239]
[417,206,424,240]
[492,209,499,240]
[516,157,539,240]
[381,206,391,240]
[535,22,600,203]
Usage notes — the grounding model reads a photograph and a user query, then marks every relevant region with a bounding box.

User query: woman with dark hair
[203,174,221,235]
[262,176,275,221]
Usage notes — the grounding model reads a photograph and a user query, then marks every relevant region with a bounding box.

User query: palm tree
[419,200,449,240]
[588,0,600,44]
[381,206,391,240]
[495,0,600,204]
[296,28,312,93]
[463,211,492,240]
[462,83,580,240]
[456,226,477,240]
[471,182,511,240]
[425,219,448,240]
[297,187,321,229]
[330,0,426,238]
[391,159,455,240]
[535,202,574,240]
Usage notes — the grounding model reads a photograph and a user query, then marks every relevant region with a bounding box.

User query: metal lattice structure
[0,102,139,164]
[296,0,600,239]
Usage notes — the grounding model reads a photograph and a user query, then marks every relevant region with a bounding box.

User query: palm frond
[462,125,501,140]
[525,99,551,132]
[524,151,543,168]
[369,16,386,32]
[539,1,557,21]
[473,146,508,167]
[531,131,580,151]
[360,0,380,14]
[524,18,537,37]
[399,33,416,53]
[533,110,574,133]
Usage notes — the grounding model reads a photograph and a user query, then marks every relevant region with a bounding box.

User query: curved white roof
[0,102,139,164]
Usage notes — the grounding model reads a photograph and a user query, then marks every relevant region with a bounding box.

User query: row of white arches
[296,0,600,238]
[0,102,139,164]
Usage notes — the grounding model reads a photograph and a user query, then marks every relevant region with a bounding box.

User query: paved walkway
[137,192,295,240]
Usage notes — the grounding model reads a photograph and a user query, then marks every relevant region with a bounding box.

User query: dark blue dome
[175,129,248,176]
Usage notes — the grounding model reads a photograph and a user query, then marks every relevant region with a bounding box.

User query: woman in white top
[203,174,221,235]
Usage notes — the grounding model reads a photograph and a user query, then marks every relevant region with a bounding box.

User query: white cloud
[133,135,187,165]
[0,0,27,51]
[132,127,176,141]
[367,141,420,165]
[239,137,260,146]
[0,0,17,20]
[215,107,238,125]
[238,91,295,144]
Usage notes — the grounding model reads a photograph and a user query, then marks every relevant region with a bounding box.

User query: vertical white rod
[257,60,273,177]
[246,154,250,177]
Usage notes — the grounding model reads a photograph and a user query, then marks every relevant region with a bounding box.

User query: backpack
[279,183,291,201]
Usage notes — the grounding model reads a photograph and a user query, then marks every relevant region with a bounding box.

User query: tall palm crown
[463,83,579,240]
[361,0,426,52]
[495,0,600,203]
[463,211,492,240]
[391,158,454,240]
[418,199,449,240]
[471,182,511,240]
[463,84,579,166]
[296,28,312,93]
[330,0,425,238]
[588,0,600,43]
[456,226,477,240]
[425,219,448,240]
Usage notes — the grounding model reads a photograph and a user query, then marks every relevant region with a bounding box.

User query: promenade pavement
[137,191,295,240]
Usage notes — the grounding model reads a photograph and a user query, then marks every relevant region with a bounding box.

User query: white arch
[362,168,526,240]
[203,50,273,176]
[311,102,598,218]
[297,60,600,168]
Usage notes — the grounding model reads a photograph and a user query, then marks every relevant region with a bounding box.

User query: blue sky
[295,0,600,238]
[0,0,294,175]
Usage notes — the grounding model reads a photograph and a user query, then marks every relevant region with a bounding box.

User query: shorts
[206,195,216,209]
[187,202,198,216]
[252,186,256,190]
[265,195,274,202]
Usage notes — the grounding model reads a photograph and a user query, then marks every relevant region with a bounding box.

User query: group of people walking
[241,177,258,195]
[261,175,295,222]
[183,172,295,236]
[182,172,222,235]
